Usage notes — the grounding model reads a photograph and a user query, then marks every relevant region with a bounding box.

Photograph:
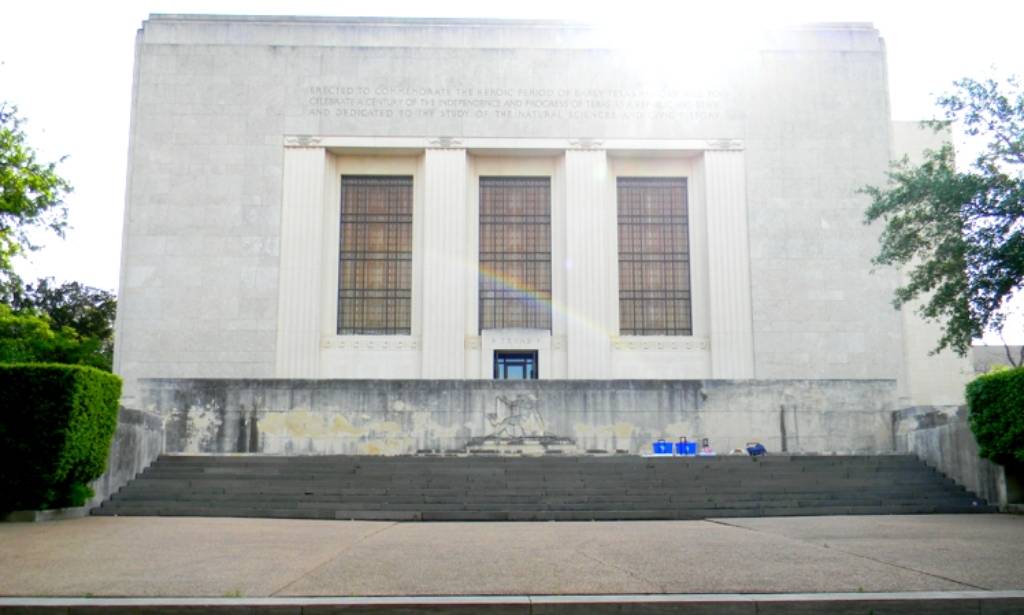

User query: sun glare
[588,9,765,89]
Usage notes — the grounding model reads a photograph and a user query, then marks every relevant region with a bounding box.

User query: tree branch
[1001,332,1020,368]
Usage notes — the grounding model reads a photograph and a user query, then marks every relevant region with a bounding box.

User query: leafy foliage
[0,106,120,513]
[966,366,1024,465]
[0,276,116,368]
[863,77,1024,357]
[0,363,121,512]
[0,104,71,277]
[0,304,111,371]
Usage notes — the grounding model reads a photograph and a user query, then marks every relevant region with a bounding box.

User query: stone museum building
[113,15,976,459]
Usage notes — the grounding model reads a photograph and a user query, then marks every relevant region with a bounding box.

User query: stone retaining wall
[139,378,896,456]
[89,407,165,506]
[893,405,1014,507]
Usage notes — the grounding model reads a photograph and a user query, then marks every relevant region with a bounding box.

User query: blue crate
[675,440,697,456]
[652,440,673,455]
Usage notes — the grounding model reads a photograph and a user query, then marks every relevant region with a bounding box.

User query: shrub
[966,366,1024,465]
[0,363,121,512]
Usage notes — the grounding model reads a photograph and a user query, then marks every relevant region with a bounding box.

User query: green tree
[863,76,1024,363]
[0,276,116,371]
[2,276,116,361]
[0,103,71,278]
[0,304,110,370]
[0,104,115,370]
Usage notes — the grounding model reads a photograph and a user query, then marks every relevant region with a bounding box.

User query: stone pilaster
[275,147,327,377]
[564,149,614,379]
[421,148,468,378]
[704,149,755,378]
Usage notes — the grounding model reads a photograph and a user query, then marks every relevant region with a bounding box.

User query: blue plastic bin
[652,440,673,455]
[675,440,697,456]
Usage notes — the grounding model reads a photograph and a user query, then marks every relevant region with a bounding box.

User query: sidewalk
[1,514,1022,598]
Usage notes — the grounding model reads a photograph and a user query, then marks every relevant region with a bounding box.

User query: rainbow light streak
[474,262,614,339]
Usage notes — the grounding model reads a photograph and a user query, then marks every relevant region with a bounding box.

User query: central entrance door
[493,350,538,380]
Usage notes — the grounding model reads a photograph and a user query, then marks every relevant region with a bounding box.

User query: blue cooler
[652,440,673,455]
[675,438,697,456]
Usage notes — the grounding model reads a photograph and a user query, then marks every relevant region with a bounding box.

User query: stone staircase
[92,454,996,521]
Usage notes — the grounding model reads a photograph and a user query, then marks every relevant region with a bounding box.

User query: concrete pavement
[1,514,1022,598]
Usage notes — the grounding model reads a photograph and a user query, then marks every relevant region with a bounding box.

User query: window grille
[338,175,413,334]
[617,177,692,335]
[479,176,552,331]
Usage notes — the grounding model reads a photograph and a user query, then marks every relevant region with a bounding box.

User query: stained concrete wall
[140,378,896,456]
[894,405,1005,505]
[88,407,165,507]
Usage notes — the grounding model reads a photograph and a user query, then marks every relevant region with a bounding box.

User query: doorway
[493,350,538,380]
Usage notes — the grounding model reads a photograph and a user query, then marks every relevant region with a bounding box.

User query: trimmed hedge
[966,366,1024,465]
[0,363,122,512]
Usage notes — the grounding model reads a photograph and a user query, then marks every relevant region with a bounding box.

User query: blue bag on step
[675,437,697,456]
[652,440,673,455]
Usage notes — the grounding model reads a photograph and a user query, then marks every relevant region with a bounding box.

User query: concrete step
[96,454,993,521]
[102,494,984,512]
[99,486,987,506]
[137,469,952,484]
[143,460,956,471]
[94,503,998,521]
[5,592,1022,613]
[125,481,956,495]
[134,465,957,479]
[113,481,964,499]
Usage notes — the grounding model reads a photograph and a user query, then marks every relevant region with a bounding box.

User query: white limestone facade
[115,15,960,406]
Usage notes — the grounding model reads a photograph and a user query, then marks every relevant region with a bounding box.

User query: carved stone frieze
[321,337,421,351]
[568,137,604,150]
[284,135,323,147]
[611,337,710,351]
[427,136,464,149]
[705,138,743,151]
[486,336,549,347]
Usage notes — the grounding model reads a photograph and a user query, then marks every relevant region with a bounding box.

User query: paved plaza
[1,514,1022,598]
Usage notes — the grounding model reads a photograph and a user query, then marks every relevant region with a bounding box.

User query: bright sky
[2,0,1022,297]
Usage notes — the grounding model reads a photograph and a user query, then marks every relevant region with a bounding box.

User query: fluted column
[421,148,468,378]
[275,147,327,377]
[704,149,755,378]
[564,149,614,379]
